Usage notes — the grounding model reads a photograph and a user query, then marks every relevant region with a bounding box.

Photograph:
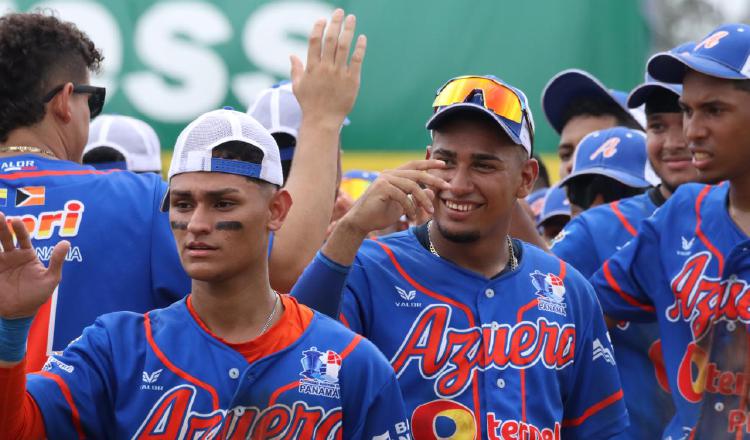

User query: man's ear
[516,156,539,199]
[48,83,75,124]
[268,188,293,232]
[425,145,432,159]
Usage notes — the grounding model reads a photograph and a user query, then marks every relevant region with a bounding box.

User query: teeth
[693,152,710,161]
[445,200,476,212]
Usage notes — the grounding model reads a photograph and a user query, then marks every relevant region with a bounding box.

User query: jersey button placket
[485,288,495,299]
[229,368,240,379]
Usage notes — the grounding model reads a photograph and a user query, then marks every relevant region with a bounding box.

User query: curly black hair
[0,11,103,142]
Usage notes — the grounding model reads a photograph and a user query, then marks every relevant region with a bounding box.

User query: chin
[435,221,480,243]
[183,264,229,282]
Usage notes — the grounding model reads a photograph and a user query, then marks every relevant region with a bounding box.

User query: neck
[189,262,279,344]
[2,126,72,161]
[728,174,750,236]
[658,184,672,200]
[429,220,511,278]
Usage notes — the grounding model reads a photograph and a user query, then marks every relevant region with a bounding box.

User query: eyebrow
[170,188,241,198]
[432,148,502,162]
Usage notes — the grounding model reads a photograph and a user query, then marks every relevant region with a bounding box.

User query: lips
[691,150,713,169]
[185,241,218,257]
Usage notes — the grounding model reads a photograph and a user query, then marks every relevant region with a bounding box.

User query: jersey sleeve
[150,180,190,306]
[25,318,116,438]
[551,216,600,279]
[590,216,663,322]
[291,251,351,319]
[562,278,629,439]
[339,254,374,336]
[341,337,411,440]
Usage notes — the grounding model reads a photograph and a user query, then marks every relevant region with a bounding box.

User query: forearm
[0,360,46,439]
[510,200,549,252]
[291,251,352,318]
[269,121,341,292]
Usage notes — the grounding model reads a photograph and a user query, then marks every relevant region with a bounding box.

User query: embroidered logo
[530,270,567,316]
[298,347,341,399]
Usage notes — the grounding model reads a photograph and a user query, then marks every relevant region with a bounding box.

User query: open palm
[0,214,68,319]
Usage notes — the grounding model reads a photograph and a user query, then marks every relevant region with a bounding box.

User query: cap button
[223,106,234,111]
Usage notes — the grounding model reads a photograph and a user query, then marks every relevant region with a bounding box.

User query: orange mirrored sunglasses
[432,76,524,123]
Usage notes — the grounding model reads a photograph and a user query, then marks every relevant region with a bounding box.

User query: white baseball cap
[247,81,350,161]
[84,114,162,172]
[162,108,283,211]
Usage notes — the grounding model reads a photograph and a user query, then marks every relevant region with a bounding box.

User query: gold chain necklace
[0,145,56,158]
[427,221,518,271]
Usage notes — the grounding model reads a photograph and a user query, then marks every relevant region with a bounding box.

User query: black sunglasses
[43,83,106,119]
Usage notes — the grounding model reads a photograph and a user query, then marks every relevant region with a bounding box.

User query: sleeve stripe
[603,260,655,313]
[610,201,637,237]
[562,389,624,427]
[35,371,85,439]
[694,185,725,273]
[339,313,351,329]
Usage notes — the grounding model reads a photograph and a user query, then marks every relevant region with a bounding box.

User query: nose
[683,112,707,145]
[445,165,473,196]
[664,124,688,151]
[186,205,212,236]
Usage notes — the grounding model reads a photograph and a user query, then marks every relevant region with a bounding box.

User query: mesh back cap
[84,114,162,172]
[167,109,283,185]
[247,82,303,139]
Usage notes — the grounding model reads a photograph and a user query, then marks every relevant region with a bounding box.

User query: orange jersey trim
[562,389,624,427]
[694,185,725,273]
[36,371,85,439]
[609,201,637,237]
[0,168,118,181]
[603,260,656,313]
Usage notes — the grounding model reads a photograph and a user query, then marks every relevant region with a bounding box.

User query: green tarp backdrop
[3,0,651,154]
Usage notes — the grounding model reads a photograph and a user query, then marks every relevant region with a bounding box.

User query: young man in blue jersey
[0,102,410,438]
[589,24,750,438]
[0,10,364,372]
[294,75,628,439]
[542,69,644,179]
[550,45,700,438]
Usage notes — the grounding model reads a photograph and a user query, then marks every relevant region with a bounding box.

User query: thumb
[47,240,70,279]
[289,55,304,86]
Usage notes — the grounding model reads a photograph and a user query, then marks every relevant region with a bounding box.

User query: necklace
[259,292,280,335]
[0,145,56,158]
[427,221,518,271]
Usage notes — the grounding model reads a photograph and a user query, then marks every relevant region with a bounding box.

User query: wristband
[0,316,33,362]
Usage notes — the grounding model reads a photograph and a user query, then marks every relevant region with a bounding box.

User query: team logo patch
[15,186,45,207]
[589,137,620,160]
[298,347,341,399]
[696,30,729,50]
[530,270,567,316]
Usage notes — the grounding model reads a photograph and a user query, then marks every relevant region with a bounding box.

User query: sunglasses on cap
[432,76,534,149]
[43,83,106,119]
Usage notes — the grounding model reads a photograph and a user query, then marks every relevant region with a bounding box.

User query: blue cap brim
[542,69,640,134]
[648,52,748,83]
[559,168,651,189]
[426,103,524,146]
[627,82,681,108]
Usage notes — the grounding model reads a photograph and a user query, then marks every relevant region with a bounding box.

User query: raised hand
[289,9,367,127]
[341,160,450,236]
[0,213,68,319]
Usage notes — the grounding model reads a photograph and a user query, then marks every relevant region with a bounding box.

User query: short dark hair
[0,12,103,142]
[560,97,641,130]
[211,140,277,188]
[82,146,126,164]
[271,132,296,182]
[533,154,551,189]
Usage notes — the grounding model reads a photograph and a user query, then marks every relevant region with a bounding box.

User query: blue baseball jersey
[590,183,750,438]
[551,192,674,439]
[26,295,409,439]
[0,155,189,371]
[341,229,628,439]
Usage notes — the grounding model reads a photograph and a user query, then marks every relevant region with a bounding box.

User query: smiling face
[428,115,537,243]
[168,172,290,282]
[681,71,750,184]
[645,111,697,192]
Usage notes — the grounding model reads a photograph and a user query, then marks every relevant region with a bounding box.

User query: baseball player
[0,108,410,439]
[294,75,628,439]
[83,114,163,173]
[537,185,570,244]
[589,24,750,438]
[0,12,190,372]
[551,52,700,436]
[525,187,549,225]
[542,69,644,179]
